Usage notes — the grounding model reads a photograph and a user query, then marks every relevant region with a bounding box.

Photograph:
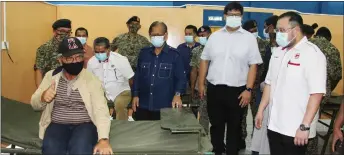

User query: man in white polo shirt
[255,11,326,155]
[88,37,134,121]
[198,2,262,155]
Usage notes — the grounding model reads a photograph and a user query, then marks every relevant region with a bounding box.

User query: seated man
[88,37,134,120]
[132,21,186,120]
[31,37,112,155]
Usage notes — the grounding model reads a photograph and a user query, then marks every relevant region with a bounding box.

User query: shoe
[128,116,135,121]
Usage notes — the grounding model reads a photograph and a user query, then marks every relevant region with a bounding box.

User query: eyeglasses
[63,54,84,63]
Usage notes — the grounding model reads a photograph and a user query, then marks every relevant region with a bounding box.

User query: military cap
[52,19,71,30]
[126,16,140,24]
[243,20,257,31]
[58,37,84,57]
[197,26,212,35]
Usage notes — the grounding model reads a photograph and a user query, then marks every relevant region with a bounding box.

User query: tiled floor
[233,107,334,155]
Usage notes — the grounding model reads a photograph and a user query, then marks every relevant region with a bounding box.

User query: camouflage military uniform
[190,45,209,134]
[306,36,343,155]
[35,38,61,77]
[241,37,269,141]
[111,33,151,69]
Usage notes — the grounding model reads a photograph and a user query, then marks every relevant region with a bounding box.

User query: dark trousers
[42,122,98,155]
[268,129,308,155]
[135,108,160,120]
[207,83,246,155]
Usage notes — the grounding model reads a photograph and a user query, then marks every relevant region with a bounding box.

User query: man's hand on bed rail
[41,81,56,103]
[93,139,113,155]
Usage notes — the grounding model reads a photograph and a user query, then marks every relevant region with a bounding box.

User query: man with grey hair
[132,21,186,120]
[255,11,326,155]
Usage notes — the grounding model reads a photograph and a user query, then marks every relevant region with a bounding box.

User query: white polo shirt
[265,37,326,138]
[87,52,134,101]
[201,27,263,87]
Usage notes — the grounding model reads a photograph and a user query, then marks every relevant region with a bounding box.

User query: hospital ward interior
[0,1,343,155]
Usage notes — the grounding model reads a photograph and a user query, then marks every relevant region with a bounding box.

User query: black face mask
[62,61,84,75]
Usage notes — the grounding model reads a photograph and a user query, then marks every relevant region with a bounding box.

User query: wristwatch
[175,92,181,96]
[300,124,310,131]
[246,87,252,92]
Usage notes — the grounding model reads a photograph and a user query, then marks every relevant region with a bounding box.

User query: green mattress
[1,96,212,154]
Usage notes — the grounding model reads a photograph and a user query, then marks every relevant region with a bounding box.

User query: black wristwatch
[300,124,310,131]
[245,87,252,92]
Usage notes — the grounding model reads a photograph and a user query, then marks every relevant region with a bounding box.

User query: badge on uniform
[294,53,300,59]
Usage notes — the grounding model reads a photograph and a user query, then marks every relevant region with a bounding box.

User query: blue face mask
[184,36,194,43]
[151,36,165,47]
[199,37,207,45]
[263,28,269,39]
[95,53,108,62]
[276,28,296,48]
[76,37,87,45]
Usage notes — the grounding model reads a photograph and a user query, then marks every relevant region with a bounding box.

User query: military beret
[197,25,212,35]
[126,16,140,24]
[52,19,71,30]
[243,20,257,31]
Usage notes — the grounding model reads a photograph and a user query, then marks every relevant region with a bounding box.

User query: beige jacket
[31,69,110,141]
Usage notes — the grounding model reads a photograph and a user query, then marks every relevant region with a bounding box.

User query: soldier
[111,16,151,70]
[239,19,269,150]
[306,27,343,155]
[111,16,151,120]
[35,19,72,88]
[302,23,318,39]
[262,15,278,41]
[34,19,72,88]
[190,26,212,134]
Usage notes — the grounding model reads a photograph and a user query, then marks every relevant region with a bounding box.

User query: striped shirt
[51,75,91,124]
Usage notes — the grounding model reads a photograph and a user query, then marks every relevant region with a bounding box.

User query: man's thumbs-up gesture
[41,81,57,103]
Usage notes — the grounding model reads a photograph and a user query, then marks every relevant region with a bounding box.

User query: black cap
[126,16,140,24]
[58,37,84,57]
[243,20,257,31]
[197,26,212,35]
[52,19,71,30]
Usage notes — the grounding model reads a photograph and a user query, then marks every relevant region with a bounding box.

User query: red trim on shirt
[288,61,300,66]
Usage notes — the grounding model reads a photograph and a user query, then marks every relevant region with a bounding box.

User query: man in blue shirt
[132,21,186,120]
[177,25,201,85]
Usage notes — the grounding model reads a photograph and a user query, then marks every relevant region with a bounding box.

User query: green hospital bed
[1,96,213,154]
